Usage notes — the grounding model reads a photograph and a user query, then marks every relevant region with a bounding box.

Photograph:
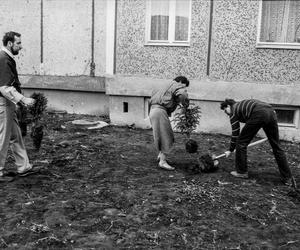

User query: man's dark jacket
[0,50,22,96]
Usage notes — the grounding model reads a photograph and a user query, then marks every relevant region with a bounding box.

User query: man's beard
[11,48,19,55]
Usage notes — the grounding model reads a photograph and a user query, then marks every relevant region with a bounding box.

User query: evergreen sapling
[173,104,201,153]
[173,104,219,173]
[28,92,48,150]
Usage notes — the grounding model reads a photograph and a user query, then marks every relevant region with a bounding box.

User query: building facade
[1,0,300,141]
[111,0,300,141]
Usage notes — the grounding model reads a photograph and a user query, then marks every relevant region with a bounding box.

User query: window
[257,0,300,49]
[146,0,191,46]
[274,107,299,128]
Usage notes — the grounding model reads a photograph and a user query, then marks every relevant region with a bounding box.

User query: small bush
[185,139,199,153]
[173,105,201,138]
[28,92,48,122]
[29,92,48,150]
[173,104,201,153]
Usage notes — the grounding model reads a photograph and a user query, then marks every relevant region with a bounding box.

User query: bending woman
[149,76,189,170]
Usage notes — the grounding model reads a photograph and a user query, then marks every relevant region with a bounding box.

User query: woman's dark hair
[220,98,236,110]
[2,31,21,46]
[174,76,190,87]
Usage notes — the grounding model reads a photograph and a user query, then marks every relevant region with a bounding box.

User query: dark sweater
[229,99,272,151]
[0,50,22,95]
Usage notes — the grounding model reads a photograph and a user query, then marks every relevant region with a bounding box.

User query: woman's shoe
[158,161,175,171]
[230,171,248,179]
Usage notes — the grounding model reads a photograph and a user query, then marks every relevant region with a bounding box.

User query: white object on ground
[71,120,100,126]
[88,121,109,130]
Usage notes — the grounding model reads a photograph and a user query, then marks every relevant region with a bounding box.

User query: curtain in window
[260,0,300,43]
[150,1,169,40]
[175,0,189,41]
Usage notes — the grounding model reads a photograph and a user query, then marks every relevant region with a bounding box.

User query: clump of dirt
[1,112,300,249]
[198,153,219,173]
[185,139,198,153]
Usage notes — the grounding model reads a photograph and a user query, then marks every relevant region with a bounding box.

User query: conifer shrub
[173,104,201,153]
[28,92,48,150]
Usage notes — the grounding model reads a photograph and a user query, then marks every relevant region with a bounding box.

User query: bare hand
[22,97,35,107]
[224,151,231,158]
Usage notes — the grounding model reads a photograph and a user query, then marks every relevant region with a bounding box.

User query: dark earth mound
[0,112,299,249]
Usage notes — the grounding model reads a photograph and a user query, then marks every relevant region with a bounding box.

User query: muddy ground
[0,112,300,250]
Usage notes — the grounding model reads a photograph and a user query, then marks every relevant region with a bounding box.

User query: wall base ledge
[106,75,300,106]
[20,75,106,92]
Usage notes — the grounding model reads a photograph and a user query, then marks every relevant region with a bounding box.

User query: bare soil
[0,112,300,250]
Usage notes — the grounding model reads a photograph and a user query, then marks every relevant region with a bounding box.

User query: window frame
[145,0,192,47]
[144,97,150,118]
[256,0,300,50]
[273,106,299,128]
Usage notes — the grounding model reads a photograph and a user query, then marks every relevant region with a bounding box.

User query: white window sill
[256,42,300,50]
[145,41,190,47]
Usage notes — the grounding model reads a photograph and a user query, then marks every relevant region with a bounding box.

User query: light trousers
[0,97,30,171]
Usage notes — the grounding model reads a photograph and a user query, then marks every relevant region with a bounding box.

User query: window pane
[175,0,189,41]
[260,0,300,43]
[150,1,169,40]
[275,109,295,124]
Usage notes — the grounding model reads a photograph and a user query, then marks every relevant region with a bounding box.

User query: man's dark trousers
[235,105,292,180]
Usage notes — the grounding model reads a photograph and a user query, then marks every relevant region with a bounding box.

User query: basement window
[274,107,299,128]
[123,102,128,113]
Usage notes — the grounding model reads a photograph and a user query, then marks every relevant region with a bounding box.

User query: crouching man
[220,98,293,186]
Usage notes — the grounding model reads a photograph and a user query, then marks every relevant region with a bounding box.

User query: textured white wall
[0,0,41,74]
[211,0,300,83]
[94,0,107,76]
[0,0,107,77]
[43,0,92,76]
[116,0,209,79]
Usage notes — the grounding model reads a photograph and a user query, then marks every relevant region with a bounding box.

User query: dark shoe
[230,171,249,179]
[282,177,297,188]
